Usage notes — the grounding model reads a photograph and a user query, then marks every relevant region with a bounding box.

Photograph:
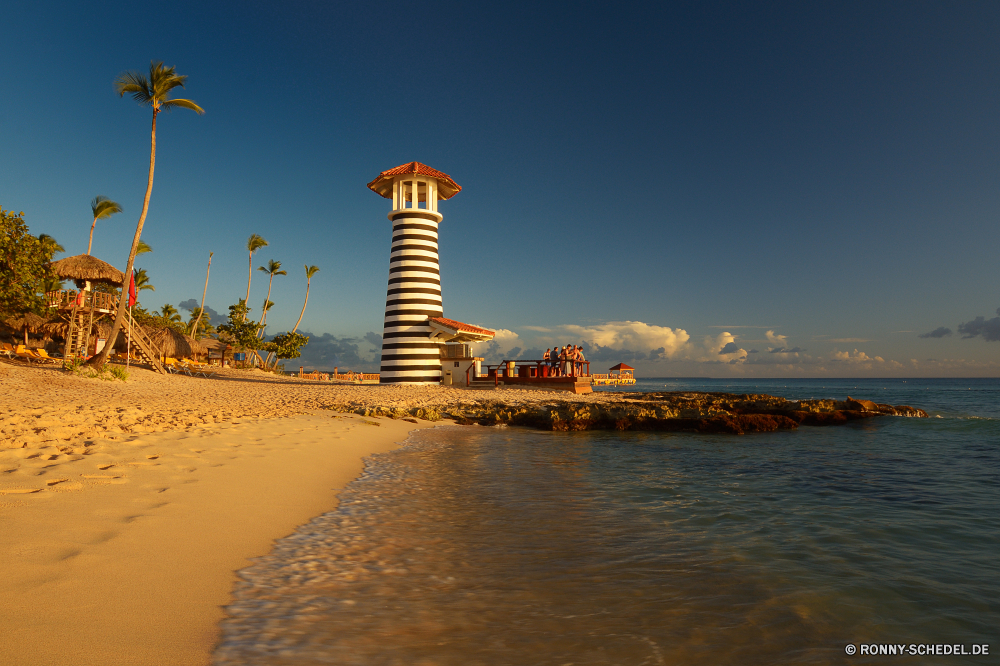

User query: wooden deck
[46,289,116,314]
[480,360,593,394]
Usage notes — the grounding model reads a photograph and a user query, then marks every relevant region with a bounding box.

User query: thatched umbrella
[49,254,125,288]
[146,327,194,359]
[3,313,49,345]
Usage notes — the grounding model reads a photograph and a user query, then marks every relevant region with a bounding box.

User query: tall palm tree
[87,196,123,255]
[291,265,319,333]
[257,259,286,330]
[190,251,213,338]
[158,304,181,322]
[88,61,203,369]
[245,234,268,310]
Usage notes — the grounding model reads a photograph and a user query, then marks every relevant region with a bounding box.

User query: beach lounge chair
[32,349,60,364]
[14,345,39,363]
[0,343,14,359]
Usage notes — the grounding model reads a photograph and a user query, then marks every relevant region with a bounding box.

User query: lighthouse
[367,162,462,384]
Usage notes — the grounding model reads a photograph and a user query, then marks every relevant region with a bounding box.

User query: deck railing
[330,372,379,382]
[46,290,118,312]
[481,359,591,386]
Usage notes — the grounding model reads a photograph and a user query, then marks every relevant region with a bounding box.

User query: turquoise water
[214,379,999,665]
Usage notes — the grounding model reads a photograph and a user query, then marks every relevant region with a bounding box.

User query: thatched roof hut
[3,313,48,333]
[49,254,125,288]
[39,316,110,340]
[3,313,51,344]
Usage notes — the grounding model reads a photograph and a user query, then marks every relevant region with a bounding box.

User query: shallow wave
[214,416,999,665]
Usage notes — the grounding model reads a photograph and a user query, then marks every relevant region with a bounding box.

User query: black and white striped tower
[367,162,462,384]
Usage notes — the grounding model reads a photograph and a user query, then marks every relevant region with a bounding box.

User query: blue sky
[3,1,999,375]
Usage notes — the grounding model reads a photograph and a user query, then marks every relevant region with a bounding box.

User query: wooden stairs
[121,306,166,374]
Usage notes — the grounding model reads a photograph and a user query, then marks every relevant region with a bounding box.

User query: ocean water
[214,379,999,665]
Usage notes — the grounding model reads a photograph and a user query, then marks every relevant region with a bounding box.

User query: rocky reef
[329,391,927,435]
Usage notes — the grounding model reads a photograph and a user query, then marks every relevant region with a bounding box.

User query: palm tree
[89,61,203,369]
[291,265,319,333]
[257,260,286,330]
[158,303,182,322]
[190,251,213,338]
[87,196,123,255]
[245,234,268,311]
[38,233,65,258]
[35,234,66,294]
[133,268,155,293]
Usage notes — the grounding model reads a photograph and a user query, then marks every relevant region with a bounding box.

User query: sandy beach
[0,363,498,666]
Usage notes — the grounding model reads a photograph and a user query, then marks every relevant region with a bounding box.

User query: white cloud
[555,321,691,357]
[831,349,885,364]
[765,330,787,347]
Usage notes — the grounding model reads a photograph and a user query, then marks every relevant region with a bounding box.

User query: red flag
[128,270,137,308]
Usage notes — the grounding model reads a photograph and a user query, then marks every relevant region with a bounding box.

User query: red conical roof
[367,162,462,200]
[609,363,634,371]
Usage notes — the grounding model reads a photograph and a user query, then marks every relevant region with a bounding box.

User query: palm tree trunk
[291,278,311,334]
[191,252,213,338]
[245,252,253,316]
[87,217,97,255]
[88,109,157,368]
[259,276,274,328]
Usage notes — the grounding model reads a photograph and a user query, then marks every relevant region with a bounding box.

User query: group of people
[542,344,587,376]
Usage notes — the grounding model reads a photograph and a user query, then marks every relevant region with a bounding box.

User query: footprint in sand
[0,488,42,494]
[98,464,114,470]
[146,455,159,460]
[82,474,122,479]
[46,478,69,486]
[88,531,118,545]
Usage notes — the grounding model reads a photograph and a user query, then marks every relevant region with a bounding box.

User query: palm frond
[136,240,153,255]
[305,265,320,278]
[38,234,65,254]
[161,98,205,115]
[116,61,203,113]
[247,234,268,253]
[92,197,123,219]
[114,71,153,105]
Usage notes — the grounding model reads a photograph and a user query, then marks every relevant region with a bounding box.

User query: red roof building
[428,317,496,343]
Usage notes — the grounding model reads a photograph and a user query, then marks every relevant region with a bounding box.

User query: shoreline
[1,407,432,666]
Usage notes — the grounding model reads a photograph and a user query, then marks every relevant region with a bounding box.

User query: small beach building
[428,317,495,386]
[609,363,636,384]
